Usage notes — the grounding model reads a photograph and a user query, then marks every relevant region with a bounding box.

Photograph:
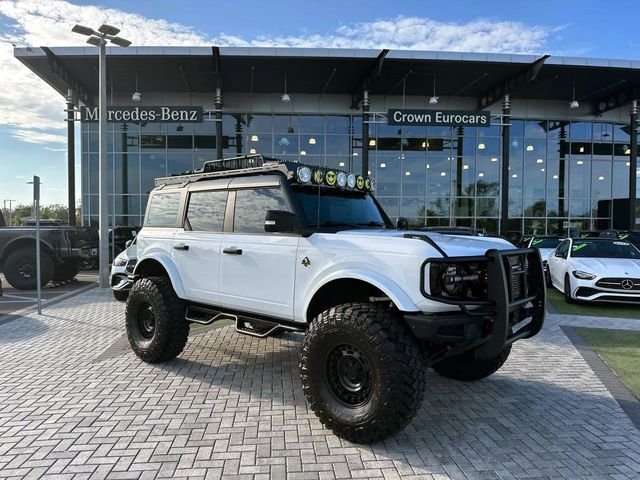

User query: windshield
[531,237,563,249]
[571,240,640,259]
[292,185,390,228]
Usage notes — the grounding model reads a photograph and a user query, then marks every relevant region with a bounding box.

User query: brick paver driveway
[1,288,639,480]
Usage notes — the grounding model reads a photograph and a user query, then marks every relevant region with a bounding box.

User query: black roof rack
[154,154,295,187]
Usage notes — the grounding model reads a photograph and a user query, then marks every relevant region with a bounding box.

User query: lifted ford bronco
[127,155,545,443]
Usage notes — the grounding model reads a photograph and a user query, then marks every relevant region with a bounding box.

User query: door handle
[173,244,189,251]
[223,247,243,255]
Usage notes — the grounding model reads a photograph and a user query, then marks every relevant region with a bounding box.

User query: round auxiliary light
[364,178,372,191]
[325,170,337,186]
[356,175,365,190]
[346,173,356,189]
[369,178,376,191]
[336,171,347,188]
[297,166,312,183]
[312,169,324,184]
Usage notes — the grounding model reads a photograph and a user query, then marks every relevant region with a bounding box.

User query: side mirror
[125,240,133,249]
[265,210,299,233]
[396,217,409,230]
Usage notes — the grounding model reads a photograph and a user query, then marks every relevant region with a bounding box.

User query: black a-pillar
[500,94,511,236]
[215,87,223,160]
[66,89,76,226]
[361,90,370,177]
[630,100,638,230]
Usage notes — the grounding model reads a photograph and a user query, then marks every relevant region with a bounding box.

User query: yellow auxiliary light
[312,169,324,184]
[326,170,337,186]
[356,175,365,189]
[364,178,371,191]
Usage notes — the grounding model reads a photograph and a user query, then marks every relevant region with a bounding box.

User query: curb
[562,326,640,431]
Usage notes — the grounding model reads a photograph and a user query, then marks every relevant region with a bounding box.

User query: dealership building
[14,46,640,235]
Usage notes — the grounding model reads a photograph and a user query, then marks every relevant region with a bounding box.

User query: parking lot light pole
[72,24,131,288]
[3,200,15,226]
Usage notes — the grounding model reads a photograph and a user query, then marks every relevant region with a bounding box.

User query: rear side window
[233,188,290,233]
[186,190,227,231]
[145,192,181,227]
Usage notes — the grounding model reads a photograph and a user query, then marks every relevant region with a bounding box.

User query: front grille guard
[419,247,546,359]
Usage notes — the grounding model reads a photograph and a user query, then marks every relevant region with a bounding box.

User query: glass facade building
[81,115,639,235]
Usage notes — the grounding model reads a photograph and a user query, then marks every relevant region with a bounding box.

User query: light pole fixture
[570,81,579,109]
[72,23,131,288]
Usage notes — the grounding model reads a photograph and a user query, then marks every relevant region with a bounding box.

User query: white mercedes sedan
[525,235,564,272]
[547,238,640,303]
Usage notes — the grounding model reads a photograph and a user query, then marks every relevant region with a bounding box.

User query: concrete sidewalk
[0,288,639,479]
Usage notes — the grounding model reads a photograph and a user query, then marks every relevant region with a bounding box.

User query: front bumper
[406,248,546,362]
[110,272,132,292]
[573,277,640,303]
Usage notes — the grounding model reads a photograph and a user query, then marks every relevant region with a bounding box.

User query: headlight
[429,262,488,300]
[336,171,347,187]
[572,270,596,280]
[347,173,356,189]
[297,166,312,183]
[113,257,127,267]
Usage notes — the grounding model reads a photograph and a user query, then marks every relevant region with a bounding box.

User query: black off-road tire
[113,289,129,302]
[564,274,576,304]
[125,276,189,363]
[3,248,54,290]
[433,344,512,382]
[52,259,81,282]
[300,303,425,443]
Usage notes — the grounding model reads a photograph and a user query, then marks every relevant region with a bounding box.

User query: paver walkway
[0,288,639,479]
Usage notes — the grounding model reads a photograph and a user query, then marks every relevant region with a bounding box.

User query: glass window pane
[326,116,350,134]
[524,120,547,138]
[300,116,325,133]
[273,115,298,134]
[167,153,193,175]
[402,155,426,197]
[234,188,290,233]
[141,153,166,193]
[570,122,592,140]
[187,190,227,231]
[274,134,299,155]
[247,114,273,132]
[145,192,181,226]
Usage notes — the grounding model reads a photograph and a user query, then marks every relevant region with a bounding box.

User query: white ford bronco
[126,154,545,443]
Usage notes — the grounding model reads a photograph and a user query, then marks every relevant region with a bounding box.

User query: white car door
[218,182,299,320]
[172,186,229,304]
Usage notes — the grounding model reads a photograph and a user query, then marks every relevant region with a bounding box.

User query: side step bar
[185,304,304,338]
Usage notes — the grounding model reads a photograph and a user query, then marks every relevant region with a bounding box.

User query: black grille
[595,277,640,291]
[504,254,528,301]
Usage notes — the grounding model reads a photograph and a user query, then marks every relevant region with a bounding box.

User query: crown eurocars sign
[81,106,203,123]
[388,109,490,127]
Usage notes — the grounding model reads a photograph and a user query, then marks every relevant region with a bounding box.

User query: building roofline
[13,45,640,70]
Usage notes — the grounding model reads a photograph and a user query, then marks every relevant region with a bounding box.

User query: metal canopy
[15,46,640,111]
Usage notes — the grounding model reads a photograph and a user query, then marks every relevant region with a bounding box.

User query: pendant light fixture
[132,74,141,102]
[281,71,291,102]
[569,81,579,109]
[429,74,438,105]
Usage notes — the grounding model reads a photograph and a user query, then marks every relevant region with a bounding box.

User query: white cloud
[10,129,66,144]
[0,0,558,149]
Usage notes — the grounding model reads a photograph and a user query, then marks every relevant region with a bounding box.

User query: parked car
[80,226,141,270]
[0,211,98,290]
[525,235,565,273]
[547,237,640,303]
[110,237,137,301]
[125,155,546,443]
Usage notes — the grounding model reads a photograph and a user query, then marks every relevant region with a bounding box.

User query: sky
[1,0,639,205]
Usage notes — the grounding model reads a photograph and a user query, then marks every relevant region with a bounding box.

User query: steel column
[630,100,638,230]
[215,87,223,160]
[66,90,76,226]
[361,90,370,177]
[98,40,109,288]
[500,95,511,236]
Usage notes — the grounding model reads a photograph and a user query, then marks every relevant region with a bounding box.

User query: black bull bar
[406,248,546,360]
